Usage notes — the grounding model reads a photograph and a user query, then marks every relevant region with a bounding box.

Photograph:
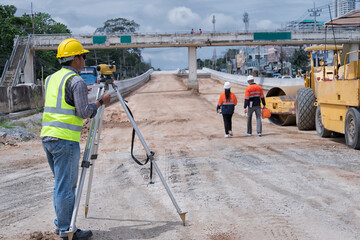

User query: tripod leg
[111,83,187,225]
[85,104,105,217]
[67,86,106,239]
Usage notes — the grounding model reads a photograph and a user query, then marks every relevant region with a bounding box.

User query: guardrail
[202,67,304,90]
[0,68,154,119]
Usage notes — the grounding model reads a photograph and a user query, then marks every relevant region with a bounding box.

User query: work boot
[229,130,233,136]
[224,134,229,138]
[60,229,93,240]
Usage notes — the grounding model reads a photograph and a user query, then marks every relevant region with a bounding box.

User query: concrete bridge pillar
[188,46,198,91]
[23,49,35,84]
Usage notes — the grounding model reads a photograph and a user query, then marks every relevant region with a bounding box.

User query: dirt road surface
[1,74,360,240]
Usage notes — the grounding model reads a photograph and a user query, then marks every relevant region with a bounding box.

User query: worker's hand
[244,108,247,114]
[100,93,111,105]
[87,87,92,93]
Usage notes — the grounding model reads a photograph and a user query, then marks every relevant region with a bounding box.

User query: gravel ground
[0,114,42,145]
[1,74,360,240]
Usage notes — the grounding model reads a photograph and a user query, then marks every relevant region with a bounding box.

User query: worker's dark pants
[247,106,262,134]
[222,114,233,134]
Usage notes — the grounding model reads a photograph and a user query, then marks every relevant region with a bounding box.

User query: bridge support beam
[188,46,198,91]
[23,49,35,84]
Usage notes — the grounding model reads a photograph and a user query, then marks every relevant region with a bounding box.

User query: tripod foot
[85,206,89,218]
[179,212,187,226]
[66,230,74,240]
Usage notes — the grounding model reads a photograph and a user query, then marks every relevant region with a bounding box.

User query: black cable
[124,101,154,166]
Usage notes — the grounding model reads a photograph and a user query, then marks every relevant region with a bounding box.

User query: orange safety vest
[218,92,237,114]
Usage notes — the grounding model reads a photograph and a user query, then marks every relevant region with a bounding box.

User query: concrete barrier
[0,69,154,116]
[0,87,8,113]
[202,67,304,90]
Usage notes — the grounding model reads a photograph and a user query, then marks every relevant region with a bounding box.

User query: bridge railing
[0,35,20,85]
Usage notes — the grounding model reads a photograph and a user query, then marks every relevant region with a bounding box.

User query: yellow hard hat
[56,38,89,59]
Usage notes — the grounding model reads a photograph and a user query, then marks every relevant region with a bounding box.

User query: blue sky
[2,0,356,70]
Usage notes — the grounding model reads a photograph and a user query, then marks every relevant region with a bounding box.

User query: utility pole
[243,12,249,32]
[31,2,35,34]
[212,15,216,70]
[258,46,261,77]
[212,15,216,33]
[308,2,321,31]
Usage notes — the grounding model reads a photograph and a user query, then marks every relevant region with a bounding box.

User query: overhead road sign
[254,32,292,41]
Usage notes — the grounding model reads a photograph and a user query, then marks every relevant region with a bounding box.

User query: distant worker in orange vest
[191,29,194,34]
[199,28,202,34]
[244,75,266,136]
[217,82,238,138]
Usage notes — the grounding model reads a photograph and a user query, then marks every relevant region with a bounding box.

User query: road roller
[265,44,360,149]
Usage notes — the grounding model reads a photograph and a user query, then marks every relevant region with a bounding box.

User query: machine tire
[315,105,331,137]
[296,87,316,130]
[345,108,360,149]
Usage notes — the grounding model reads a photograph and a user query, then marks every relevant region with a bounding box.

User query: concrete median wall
[1,69,154,115]
[202,67,304,90]
[0,86,43,114]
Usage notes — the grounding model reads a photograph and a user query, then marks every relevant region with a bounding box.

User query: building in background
[333,0,356,18]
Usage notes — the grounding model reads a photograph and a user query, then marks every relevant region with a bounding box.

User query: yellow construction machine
[266,44,360,149]
[266,10,360,149]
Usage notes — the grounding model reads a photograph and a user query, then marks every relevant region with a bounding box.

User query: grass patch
[1,124,15,129]
[0,120,15,129]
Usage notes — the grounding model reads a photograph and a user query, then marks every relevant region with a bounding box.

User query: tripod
[66,77,187,240]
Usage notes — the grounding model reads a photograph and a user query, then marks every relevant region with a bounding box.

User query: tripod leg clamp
[81,161,91,168]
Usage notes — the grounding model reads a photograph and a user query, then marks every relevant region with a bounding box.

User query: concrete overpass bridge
[2,30,360,89]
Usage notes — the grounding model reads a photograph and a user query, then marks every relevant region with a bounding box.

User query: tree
[290,47,309,73]
[21,12,70,35]
[95,18,139,34]
[91,18,150,79]
[0,5,23,69]
[20,12,71,79]
[0,4,71,79]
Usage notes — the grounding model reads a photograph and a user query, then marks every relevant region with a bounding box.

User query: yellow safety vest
[40,68,83,142]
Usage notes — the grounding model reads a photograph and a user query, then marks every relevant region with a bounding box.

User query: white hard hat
[247,75,254,81]
[224,82,231,89]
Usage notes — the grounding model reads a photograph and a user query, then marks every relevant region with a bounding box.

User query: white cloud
[255,19,280,30]
[52,17,68,26]
[168,7,201,27]
[143,4,164,18]
[70,25,97,35]
[201,13,240,32]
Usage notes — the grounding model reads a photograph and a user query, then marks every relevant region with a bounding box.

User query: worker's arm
[67,75,107,119]
[260,88,266,107]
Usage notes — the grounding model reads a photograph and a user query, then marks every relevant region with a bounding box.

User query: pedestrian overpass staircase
[0,35,31,87]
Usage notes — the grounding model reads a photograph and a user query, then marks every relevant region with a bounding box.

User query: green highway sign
[254,32,291,41]
[121,36,132,44]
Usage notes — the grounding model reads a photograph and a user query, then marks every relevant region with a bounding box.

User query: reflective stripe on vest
[41,68,83,142]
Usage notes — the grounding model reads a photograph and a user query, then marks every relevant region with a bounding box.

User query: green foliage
[95,18,139,34]
[20,12,70,35]
[290,47,309,72]
[0,5,23,66]
[91,18,150,79]
[0,119,14,129]
[0,4,71,78]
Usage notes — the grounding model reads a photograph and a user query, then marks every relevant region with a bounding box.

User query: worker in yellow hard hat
[40,38,110,239]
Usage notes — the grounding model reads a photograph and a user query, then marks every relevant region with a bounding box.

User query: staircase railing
[0,60,9,85]
[0,35,20,85]
[12,35,32,86]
